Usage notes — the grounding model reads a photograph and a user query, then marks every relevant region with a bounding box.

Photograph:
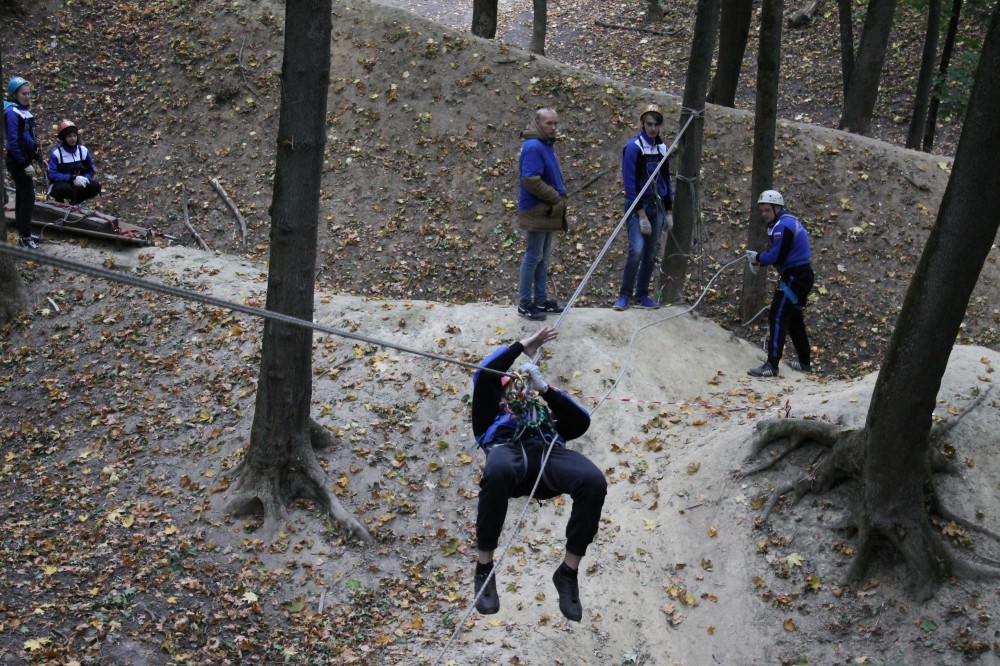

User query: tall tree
[836,0,856,101]
[658,0,722,302]
[226,0,371,543]
[472,0,499,39]
[839,0,899,134]
[738,0,783,322]
[907,0,942,149]
[746,1,1000,599]
[530,0,548,55]
[0,23,30,322]
[923,0,963,151]
[707,0,753,107]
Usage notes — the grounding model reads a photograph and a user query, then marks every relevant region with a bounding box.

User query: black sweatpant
[766,263,814,368]
[5,161,35,239]
[50,180,102,205]
[476,437,607,557]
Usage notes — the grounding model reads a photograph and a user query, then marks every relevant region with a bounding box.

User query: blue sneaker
[635,295,660,309]
[612,296,629,311]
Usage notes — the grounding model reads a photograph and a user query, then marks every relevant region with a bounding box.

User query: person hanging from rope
[613,103,673,311]
[47,119,102,205]
[470,326,607,622]
[4,76,41,249]
[746,189,815,377]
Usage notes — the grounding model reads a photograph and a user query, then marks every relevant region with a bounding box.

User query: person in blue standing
[47,119,102,205]
[613,103,673,311]
[516,108,567,321]
[4,76,40,249]
[470,326,607,621]
[746,189,814,376]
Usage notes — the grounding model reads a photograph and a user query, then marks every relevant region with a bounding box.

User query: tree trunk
[839,0,898,135]
[923,0,963,152]
[857,1,1000,599]
[226,0,371,543]
[906,0,941,149]
[708,0,753,107]
[646,0,664,23]
[0,28,29,323]
[836,0,855,101]
[472,0,498,39]
[658,0,722,302]
[530,0,547,55]
[739,0,782,323]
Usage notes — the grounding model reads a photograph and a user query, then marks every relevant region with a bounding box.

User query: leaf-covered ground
[3,0,1000,664]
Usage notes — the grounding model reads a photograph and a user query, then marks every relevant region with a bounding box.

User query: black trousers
[5,161,34,238]
[767,264,814,368]
[476,438,607,557]
[50,180,102,205]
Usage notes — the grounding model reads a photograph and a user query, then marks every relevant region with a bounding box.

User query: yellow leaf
[242,591,258,604]
[707,525,718,538]
[785,552,804,567]
[122,515,135,528]
[686,462,700,474]
[43,565,58,575]
[163,525,179,535]
[458,453,473,465]
[282,596,306,613]
[643,518,658,531]
[806,575,821,591]
[783,618,798,631]
[24,638,50,651]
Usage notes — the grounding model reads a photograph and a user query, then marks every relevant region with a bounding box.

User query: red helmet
[57,119,78,140]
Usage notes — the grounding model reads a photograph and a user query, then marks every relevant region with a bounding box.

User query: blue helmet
[7,77,29,100]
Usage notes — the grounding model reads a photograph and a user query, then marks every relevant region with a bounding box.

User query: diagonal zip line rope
[0,243,517,381]
[432,114,698,665]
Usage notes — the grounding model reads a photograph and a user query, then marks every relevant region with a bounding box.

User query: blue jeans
[618,197,663,298]
[519,230,554,307]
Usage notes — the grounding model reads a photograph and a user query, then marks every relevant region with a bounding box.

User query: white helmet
[757,190,784,207]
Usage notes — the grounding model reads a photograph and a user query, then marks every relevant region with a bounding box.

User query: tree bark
[837,0,855,101]
[530,0,547,55]
[839,0,898,135]
[646,0,664,23]
[472,0,498,39]
[227,0,371,543]
[739,0,782,322]
[658,0,722,302]
[708,0,753,107]
[858,1,1000,598]
[923,0,963,152]
[0,27,30,323]
[906,0,941,149]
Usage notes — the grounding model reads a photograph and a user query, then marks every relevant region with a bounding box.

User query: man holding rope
[470,326,607,622]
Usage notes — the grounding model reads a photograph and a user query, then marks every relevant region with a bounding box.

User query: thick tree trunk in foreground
[707,0,752,107]
[658,0,721,302]
[471,0,498,39]
[745,4,1000,601]
[858,1,1000,598]
[839,0,898,135]
[906,0,941,150]
[226,0,372,543]
[836,0,855,101]
[739,0,782,322]
[530,0,547,55]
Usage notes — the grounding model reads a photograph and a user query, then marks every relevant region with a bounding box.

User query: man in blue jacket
[4,77,39,249]
[746,190,814,376]
[516,108,567,321]
[614,103,673,311]
[470,326,607,622]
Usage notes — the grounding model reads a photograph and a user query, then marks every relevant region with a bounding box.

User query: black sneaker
[518,304,546,321]
[783,359,813,373]
[17,236,38,250]
[536,299,564,314]
[748,363,778,378]
[552,564,582,621]
[473,567,500,615]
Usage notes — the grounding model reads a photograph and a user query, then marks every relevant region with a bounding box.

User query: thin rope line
[0,243,517,381]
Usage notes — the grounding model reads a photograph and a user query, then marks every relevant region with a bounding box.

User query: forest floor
[2,0,1000,664]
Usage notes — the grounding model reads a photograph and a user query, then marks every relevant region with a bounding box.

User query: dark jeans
[5,160,35,238]
[50,180,102,205]
[477,438,607,557]
[767,264,814,368]
[618,196,664,298]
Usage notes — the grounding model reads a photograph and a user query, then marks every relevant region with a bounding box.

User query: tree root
[225,427,374,545]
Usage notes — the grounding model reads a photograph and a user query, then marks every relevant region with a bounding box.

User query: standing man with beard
[516,108,567,321]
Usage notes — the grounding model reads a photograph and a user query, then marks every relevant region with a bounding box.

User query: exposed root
[929,386,992,439]
[929,492,1000,545]
[309,418,337,450]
